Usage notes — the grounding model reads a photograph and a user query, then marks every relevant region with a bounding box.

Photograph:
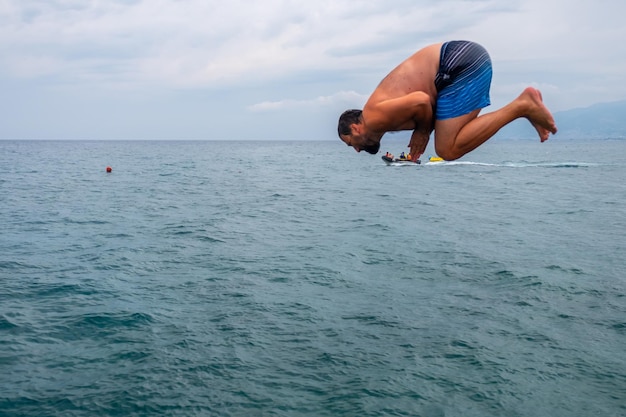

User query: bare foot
[520,87,558,142]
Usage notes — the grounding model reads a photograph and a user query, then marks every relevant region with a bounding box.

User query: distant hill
[496,99,626,139]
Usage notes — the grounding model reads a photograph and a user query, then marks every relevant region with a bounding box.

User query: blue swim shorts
[435,41,492,120]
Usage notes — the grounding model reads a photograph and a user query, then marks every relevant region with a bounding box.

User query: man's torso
[363,43,442,131]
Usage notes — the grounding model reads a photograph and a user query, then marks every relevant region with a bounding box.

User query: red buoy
[106,166,112,173]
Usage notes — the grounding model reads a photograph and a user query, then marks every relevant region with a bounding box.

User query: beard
[362,142,380,155]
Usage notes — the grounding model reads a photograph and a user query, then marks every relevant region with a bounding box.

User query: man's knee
[434,142,463,161]
[434,111,479,160]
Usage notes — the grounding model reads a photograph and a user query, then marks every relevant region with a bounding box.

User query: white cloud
[0,0,518,89]
[1,0,626,139]
[248,91,368,112]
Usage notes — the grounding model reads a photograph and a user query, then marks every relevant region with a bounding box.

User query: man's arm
[409,128,431,162]
[409,100,434,161]
[364,91,433,133]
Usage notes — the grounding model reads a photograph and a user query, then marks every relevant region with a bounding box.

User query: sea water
[0,139,624,417]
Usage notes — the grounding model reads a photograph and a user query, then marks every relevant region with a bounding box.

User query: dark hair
[337,109,362,137]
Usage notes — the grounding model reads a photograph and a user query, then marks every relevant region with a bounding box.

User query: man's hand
[409,129,430,162]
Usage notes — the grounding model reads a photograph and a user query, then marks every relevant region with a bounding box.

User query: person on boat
[399,152,406,160]
[337,40,557,161]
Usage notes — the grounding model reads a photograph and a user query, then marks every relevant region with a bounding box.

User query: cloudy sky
[1,0,625,140]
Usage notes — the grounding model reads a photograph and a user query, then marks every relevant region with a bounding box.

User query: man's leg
[434,87,557,160]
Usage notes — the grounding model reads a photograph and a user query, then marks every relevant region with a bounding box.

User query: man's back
[366,43,442,106]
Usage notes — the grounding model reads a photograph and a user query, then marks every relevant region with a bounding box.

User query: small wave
[545,265,586,275]
[341,314,404,328]
[62,218,110,225]
[63,312,155,335]
[611,322,626,333]
[0,316,19,331]
[0,260,43,271]
[426,161,499,167]
[197,235,226,243]
[423,161,597,168]
[504,162,596,168]
[387,162,420,167]
[547,163,588,168]
[34,283,95,298]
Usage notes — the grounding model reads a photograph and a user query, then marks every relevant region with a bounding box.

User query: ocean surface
[1,138,624,417]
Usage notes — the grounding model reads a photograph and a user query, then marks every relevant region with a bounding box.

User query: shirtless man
[337,41,557,161]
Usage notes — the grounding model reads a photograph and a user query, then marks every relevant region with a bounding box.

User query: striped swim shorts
[435,41,493,120]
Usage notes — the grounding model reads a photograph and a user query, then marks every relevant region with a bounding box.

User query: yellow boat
[429,156,444,162]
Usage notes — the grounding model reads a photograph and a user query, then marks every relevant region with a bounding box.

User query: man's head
[337,109,380,155]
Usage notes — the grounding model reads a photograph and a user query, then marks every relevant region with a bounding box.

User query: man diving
[337,41,557,161]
